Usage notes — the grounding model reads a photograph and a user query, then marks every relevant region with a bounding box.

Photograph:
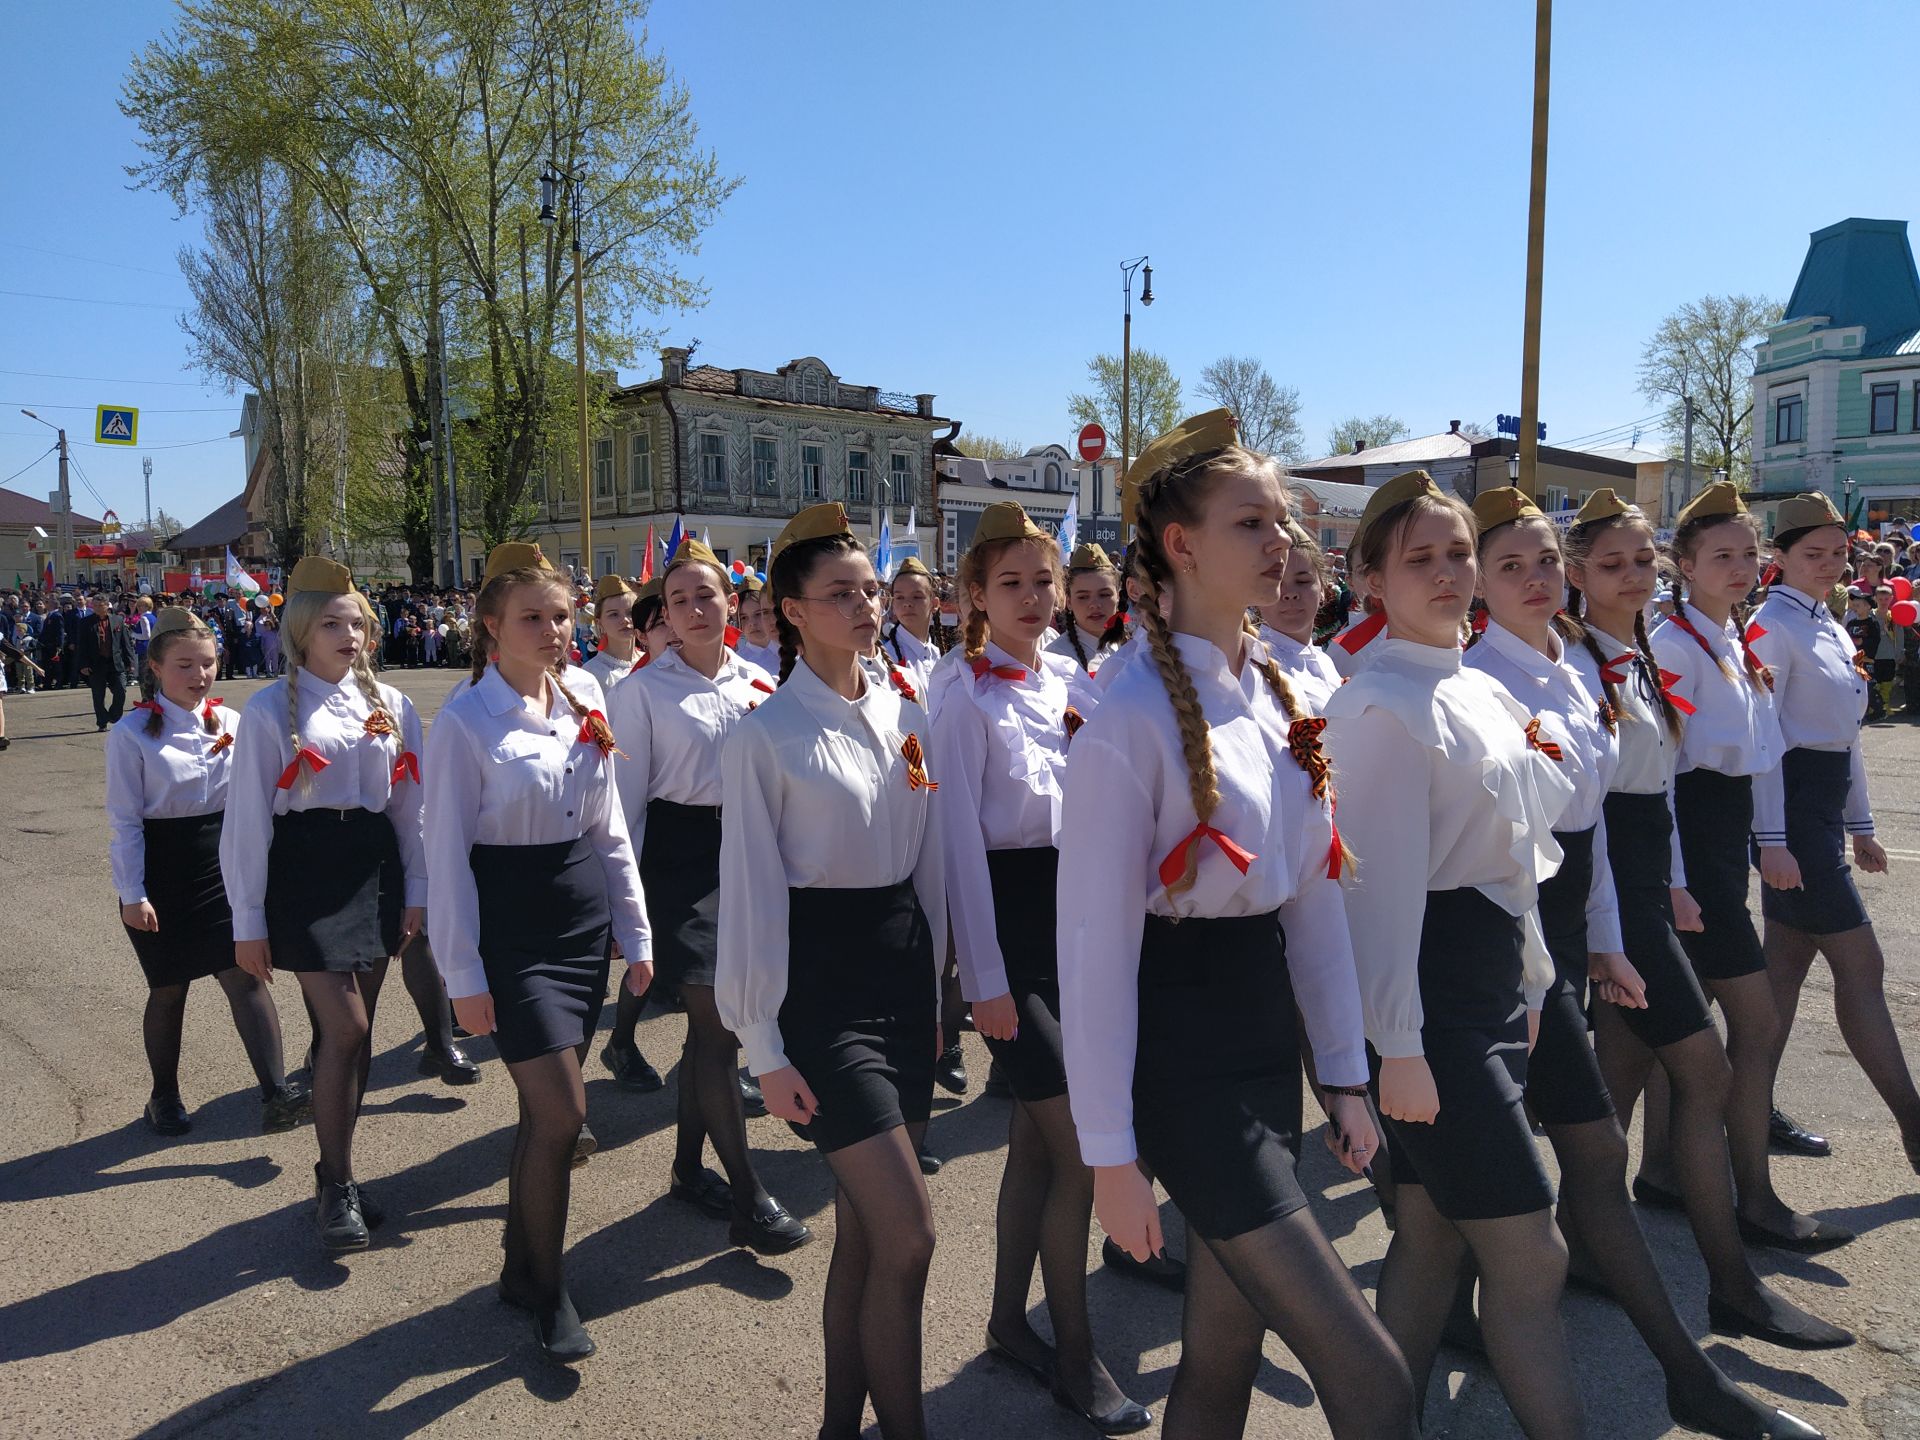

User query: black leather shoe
[669,1165,734,1219]
[738,1072,767,1117]
[260,1083,312,1134]
[729,1199,813,1255]
[1101,1237,1185,1293]
[1668,1380,1827,1440]
[534,1291,596,1363]
[1631,1176,1685,1211]
[1736,1214,1855,1254]
[984,1327,1054,1389]
[572,1122,598,1168]
[935,1043,968,1095]
[144,1095,191,1136]
[600,1040,664,1092]
[419,1042,481,1085]
[1051,1381,1153,1436]
[1768,1107,1832,1156]
[1708,1294,1852,1350]
[314,1166,370,1251]
[918,1146,943,1176]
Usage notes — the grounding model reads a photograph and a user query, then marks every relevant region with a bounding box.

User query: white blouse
[1326,612,1388,677]
[1259,624,1342,713]
[715,659,947,1077]
[1567,626,1689,888]
[1093,627,1148,691]
[104,693,243,904]
[1058,631,1368,1168]
[1649,602,1781,780]
[1322,638,1573,1059]
[220,669,427,944]
[607,644,775,848]
[930,639,1071,1002]
[1465,621,1623,953]
[1748,585,1873,842]
[583,645,642,692]
[422,665,651,1000]
[881,623,938,701]
[1045,624,1123,678]
[734,636,783,678]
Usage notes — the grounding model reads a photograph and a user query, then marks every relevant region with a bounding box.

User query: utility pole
[1681,389,1697,509]
[441,304,463,586]
[56,427,72,584]
[142,455,153,535]
[1516,0,1552,499]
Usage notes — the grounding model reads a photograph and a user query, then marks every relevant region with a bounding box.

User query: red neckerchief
[1333,611,1387,655]
[1158,823,1256,890]
[276,747,330,790]
[1598,651,1635,686]
[1669,609,1771,685]
[390,751,420,786]
[1656,668,1698,716]
[750,677,776,695]
[970,655,1026,682]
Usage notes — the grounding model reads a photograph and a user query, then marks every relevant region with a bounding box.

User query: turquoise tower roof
[1783,218,1920,356]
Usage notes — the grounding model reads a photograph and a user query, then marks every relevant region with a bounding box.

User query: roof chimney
[661,347,689,385]
[1352,440,1365,454]
[1449,419,1461,434]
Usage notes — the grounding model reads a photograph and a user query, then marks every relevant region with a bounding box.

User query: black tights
[1167,1209,1416,1440]
[672,984,770,1213]
[1377,1187,1583,1438]
[142,967,288,1101]
[987,1094,1130,1415]
[610,977,646,1052]
[296,962,389,1185]
[502,1044,589,1311]
[819,1122,935,1440]
[397,934,457,1056]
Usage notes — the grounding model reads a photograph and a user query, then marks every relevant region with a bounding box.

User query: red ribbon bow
[1524,717,1564,762]
[1741,622,1774,689]
[724,623,741,648]
[888,667,917,703]
[1158,822,1257,890]
[1656,668,1698,716]
[1598,651,1634,686]
[202,697,224,723]
[970,656,1027,682]
[132,699,163,717]
[751,677,776,695]
[1327,821,1344,881]
[276,746,330,790]
[901,733,937,791]
[578,710,626,759]
[1288,717,1332,800]
[1334,611,1387,655]
[391,751,420,786]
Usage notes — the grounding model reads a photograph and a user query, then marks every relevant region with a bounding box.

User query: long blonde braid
[1132,559,1221,899]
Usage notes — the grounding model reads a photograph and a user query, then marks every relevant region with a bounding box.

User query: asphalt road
[1,669,1917,1439]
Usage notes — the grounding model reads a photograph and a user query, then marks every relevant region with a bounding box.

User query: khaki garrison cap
[772,502,855,561]
[288,556,354,595]
[1121,408,1240,527]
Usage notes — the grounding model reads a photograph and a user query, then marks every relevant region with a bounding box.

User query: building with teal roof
[1750,218,1920,531]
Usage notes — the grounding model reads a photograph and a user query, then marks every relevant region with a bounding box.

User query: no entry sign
[1076,422,1108,464]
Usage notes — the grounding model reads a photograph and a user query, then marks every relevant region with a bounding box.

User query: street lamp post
[541,158,593,581]
[21,409,72,585]
[1844,473,1856,524]
[1119,256,1153,523]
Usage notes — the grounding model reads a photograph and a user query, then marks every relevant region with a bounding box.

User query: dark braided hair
[770,532,866,686]
[1565,507,1683,738]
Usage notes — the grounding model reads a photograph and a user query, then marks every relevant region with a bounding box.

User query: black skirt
[1671,769,1766,981]
[1525,828,1615,1128]
[979,847,1067,1103]
[472,838,612,1064]
[1383,887,1553,1221]
[780,880,936,1153]
[1133,909,1307,1241]
[264,808,402,973]
[1602,791,1714,1049]
[639,798,721,990]
[1759,748,1870,936]
[124,812,235,987]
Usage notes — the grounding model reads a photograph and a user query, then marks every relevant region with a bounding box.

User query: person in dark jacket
[75,593,138,730]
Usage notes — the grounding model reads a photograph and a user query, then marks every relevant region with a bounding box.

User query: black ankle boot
[314,1164,370,1251]
[534,1289,595,1363]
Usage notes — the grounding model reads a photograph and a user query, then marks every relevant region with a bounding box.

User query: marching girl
[1752,494,1920,1176]
[883,556,944,701]
[932,502,1148,1434]
[1471,490,1833,1437]
[1646,483,1851,1252]
[1061,414,1415,1440]
[716,502,946,1440]
[606,536,810,1255]
[582,574,642,690]
[221,557,426,1253]
[1321,471,1583,1436]
[734,573,782,675]
[1046,542,1126,677]
[424,543,653,1361]
[108,609,308,1136]
[1256,519,1342,712]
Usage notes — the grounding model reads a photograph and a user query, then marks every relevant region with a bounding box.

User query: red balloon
[1893,577,1913,602]
[1892,600,1919,628]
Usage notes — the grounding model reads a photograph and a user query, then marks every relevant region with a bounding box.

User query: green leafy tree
[1196,356,1305,462]
[953,434,1031,462]
[1324,413,1410,457]
[1638,294,1782,485]
[1068,351,1182,462]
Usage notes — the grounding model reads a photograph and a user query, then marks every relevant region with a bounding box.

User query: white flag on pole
[225,547,261,598]
[1057,490,1078,556]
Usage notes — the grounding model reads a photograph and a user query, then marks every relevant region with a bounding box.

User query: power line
[0,444,55,490]
[1,399,232,414]
[0,367,210,388]
[0,287,185,312]
[0,239,182,280]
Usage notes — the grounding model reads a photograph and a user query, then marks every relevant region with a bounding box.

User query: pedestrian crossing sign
[95,405,138,445]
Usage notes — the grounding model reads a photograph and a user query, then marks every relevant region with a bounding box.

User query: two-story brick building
[523,350,952,578]
[1750,217,1920,532]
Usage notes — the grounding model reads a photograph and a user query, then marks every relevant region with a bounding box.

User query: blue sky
[2,0,1915,530]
